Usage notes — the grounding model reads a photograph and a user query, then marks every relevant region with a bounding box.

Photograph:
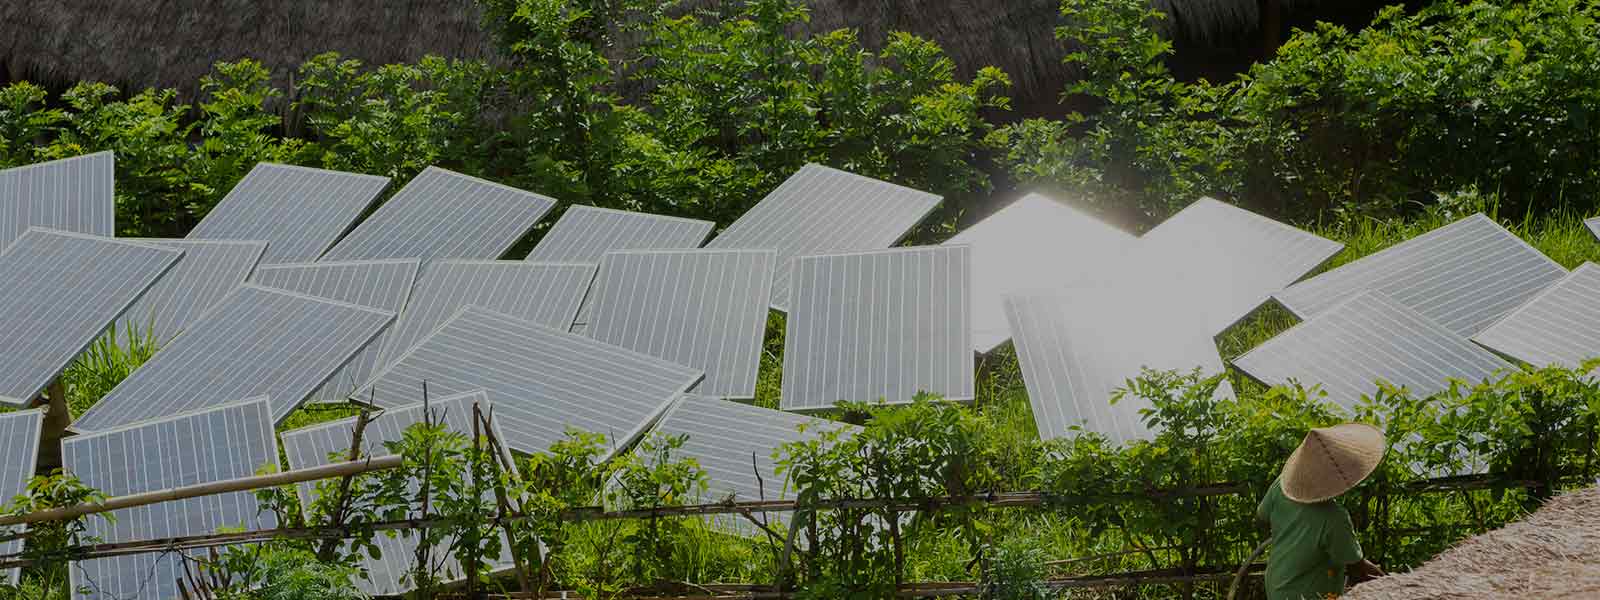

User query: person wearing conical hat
[1255,423,1388,599]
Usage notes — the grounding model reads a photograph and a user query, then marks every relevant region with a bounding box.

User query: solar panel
[1275,214,1565,337]
[585,249,776,398]
[705,164,941,311]
[72,284,396,432]
[526,205,714,263]
[250,259,420,403]
[0,229,182,406]
[644,394,856,534]
[781,246,974,411]
[1472,262,1600,371]
[1124,198,1343,335]
[0,408,43,582]
[186,163,389,264]
[373,261,597,375]
[1235,291,1511,410]
[1003,285,1231,444]
[358,306,703,456]
[64,398,277,600]
[0,152,114,252]
[942,193,1136,353]
[115,239,268,344]
[321,167,555,263]
[281,390,514,596]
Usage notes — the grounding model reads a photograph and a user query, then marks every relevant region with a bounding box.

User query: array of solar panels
[10,153,1600,598]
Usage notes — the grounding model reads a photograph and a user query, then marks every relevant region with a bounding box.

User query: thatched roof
[1347,486,1600,599]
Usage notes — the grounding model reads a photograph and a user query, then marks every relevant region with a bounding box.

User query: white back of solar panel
[0,152,114,252]
[320,166,555,263]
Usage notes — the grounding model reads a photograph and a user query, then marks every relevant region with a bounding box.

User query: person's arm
[1349,558,1385,580]
[1322,506,1367,574]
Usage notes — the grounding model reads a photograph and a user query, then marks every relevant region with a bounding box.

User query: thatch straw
[1347,486,1600,600]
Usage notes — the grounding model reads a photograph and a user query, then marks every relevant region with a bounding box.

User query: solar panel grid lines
[0,408,43,583]
[320,166,556,264]
[706,164,943,311]
[64,397,278,600]
[1233,291,1512,411]
[0,152,114,252]
[114,239,269,344]
[357,305,704,456]
[585,249,777,398]
[1471,262,1600,371]
[942,193,1137,353]
[186,163,389,264]
[249,259,421,403]
[780,245,974,412]
[525,205,715,263]
[372,260,598,374]
[0,229,183,406]
[70,284,397,432]
[1274,213,1567,337]
[1002,286,1230,444]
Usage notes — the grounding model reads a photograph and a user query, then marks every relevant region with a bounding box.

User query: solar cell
[0,152,114,252]
[186,163,388,264]
[1003,285,1231,444]
[1472,262,1600,371]
[780,246,974,411]
[321,167,555,264]
[1234,291,1511,410]
[1275,214,1565,337]
[0,409,43,582]
[281,390,514,595]
[373,261,597,374]
[72,284,396,431]
[585,249,777,398]
[705,164,941,311]
[358,305,703,456]
[0,229,182,406]
[116,239,268,344]
[942,193,1136,353]
[64,398,277,600]
[526,205,714,263]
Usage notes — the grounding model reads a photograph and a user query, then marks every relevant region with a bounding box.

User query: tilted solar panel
[585,249,776,398]
[116,239,267,344]
[0,152,114,252]
[65,398,278,600]
[1472,262,1600,372]
[0,409,43,582]
[321,167,555,264]
[0,229,182,406]
[72,284,396,431]
[705,164,941,311]
[781,246,974,411]
[186,163,389,264]
[1587,217,1600,242]
[358,306,703,456]
[526,205,713,263]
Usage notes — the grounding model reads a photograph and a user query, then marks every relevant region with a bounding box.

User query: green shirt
[1255,478,1364,600]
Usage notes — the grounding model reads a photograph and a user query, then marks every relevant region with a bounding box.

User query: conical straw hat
[1281,423,1386,503]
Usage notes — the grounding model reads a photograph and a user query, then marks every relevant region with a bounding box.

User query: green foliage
[60,326,159,418]
[0,472,109,599]
[196,544,369,600]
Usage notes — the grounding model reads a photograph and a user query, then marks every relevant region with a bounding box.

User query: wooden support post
[36,378,70,473]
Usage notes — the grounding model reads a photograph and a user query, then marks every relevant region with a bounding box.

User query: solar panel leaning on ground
[1275,214,1566,338]
[1472,262,1600,372]
[185,163,389,264]
[0,229,182,406]
[250,259,421,403]
[320,166,556,264]
[643,394,856,534]
[0,409,43,583]
[1234,291,1512,410]
[1003,285,1232,444]
[1124,198,1343,335]
[115,239,268,344]
[0,152,114,251]
[705,164,942,311]
[72,284,396,431]
[585,249,777,398]
[281,390,515,596]
[357,305,703,456]
[941,193,1136,353]
[781,246,974,411]
[372,260,598,374]
[64,398,278,600]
